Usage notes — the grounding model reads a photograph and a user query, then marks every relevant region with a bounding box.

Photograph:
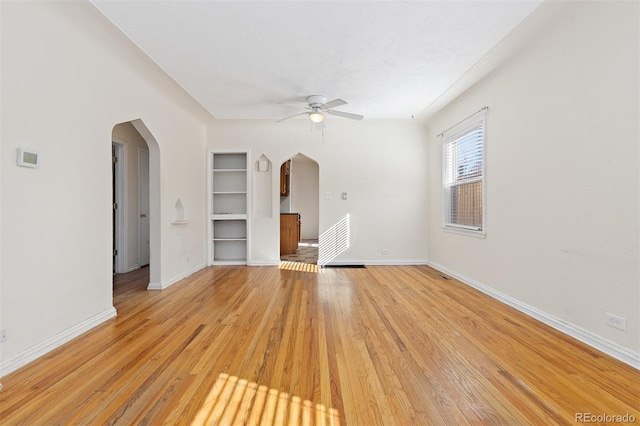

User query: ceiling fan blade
[276,112,308,123]
[280,102,311,109]
[326,110,364,121]
[321,99,347,110]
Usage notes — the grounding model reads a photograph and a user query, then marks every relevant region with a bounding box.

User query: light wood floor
[1,265,638,425]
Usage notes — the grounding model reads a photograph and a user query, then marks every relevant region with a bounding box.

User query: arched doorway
[111,119,161,290]
[279,153,319,265]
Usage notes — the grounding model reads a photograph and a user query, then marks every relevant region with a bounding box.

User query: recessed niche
[254,154,272,218]
[172,198,189,224]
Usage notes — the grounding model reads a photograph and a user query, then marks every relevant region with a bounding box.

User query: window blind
[443,117,485,231]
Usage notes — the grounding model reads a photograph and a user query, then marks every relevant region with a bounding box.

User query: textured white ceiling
[92,1,541,120]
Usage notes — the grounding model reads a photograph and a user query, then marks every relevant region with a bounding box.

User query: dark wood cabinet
[280,213,300,255]
[280,160,291,196]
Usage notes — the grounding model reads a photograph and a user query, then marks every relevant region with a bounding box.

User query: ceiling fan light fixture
[309,110,325,123]
[276,96,362,124]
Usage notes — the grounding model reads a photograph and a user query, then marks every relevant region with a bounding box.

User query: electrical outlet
[606,313,626,331]
[382,248,390,255]
[0,330,6,343]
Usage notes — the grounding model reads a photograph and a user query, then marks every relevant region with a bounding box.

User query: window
[442,111,485,233]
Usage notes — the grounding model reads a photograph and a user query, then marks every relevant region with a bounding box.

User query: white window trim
[441,110,487,237]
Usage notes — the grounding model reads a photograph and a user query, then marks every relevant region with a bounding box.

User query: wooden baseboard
[0,307,117,377]
[428,261,640,370]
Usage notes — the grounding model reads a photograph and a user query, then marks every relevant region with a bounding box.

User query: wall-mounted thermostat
[16,148,39,168]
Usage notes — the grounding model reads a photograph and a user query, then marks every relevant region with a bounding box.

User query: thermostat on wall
[16,148,39,168]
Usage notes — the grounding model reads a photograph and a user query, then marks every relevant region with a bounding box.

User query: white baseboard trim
[249,261,281,266]
[147,281,163,290]
[0,307,117,377]
[427,261,640,370]
[126,264,141,273]
[148,263,206,290]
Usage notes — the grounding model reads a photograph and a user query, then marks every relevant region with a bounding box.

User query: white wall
[0,1,210,375]
[425,1,639,358]
[208,119,428,265]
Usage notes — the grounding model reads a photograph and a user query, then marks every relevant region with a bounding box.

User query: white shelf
[213,219,246,239]
[210,151,249,265]
[214,259,246,263]
[212,214,246,220]
[212,193,246,215]
[212,170,246,193]
[213,153,246,170]
[213,239,246,261]
[212,191,246,194]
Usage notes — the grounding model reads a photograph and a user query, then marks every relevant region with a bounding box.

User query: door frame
[279,153,320,259]
[138,147,150,267]
[112,141,127,274]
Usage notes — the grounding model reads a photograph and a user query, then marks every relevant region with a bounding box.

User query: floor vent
[321,264,366,269]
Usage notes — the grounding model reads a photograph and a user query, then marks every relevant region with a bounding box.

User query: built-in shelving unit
[209,151,249,264]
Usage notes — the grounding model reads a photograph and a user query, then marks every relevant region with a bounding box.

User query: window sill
[442,226,486,239]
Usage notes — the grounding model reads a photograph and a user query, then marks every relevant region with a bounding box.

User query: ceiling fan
[276,95,364,123]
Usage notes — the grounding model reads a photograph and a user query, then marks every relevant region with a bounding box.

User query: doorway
[111,119,160,290]
[279,153,319,265]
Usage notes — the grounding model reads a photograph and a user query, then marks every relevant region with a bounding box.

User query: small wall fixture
[16,148,39,168]
[172,198,190,224]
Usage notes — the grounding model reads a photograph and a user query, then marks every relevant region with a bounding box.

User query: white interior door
[139,148,150,267]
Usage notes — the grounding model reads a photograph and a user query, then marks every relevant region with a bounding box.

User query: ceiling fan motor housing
[307,95,327,108]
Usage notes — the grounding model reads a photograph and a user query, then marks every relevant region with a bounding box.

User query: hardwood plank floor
[0,265,638,425]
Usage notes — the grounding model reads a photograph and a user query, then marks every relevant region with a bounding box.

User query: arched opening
[111,119,161,290]
[279,153,319,265]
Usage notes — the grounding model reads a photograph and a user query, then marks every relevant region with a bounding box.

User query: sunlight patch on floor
[191,373,340,425]
[279,261,320,273]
